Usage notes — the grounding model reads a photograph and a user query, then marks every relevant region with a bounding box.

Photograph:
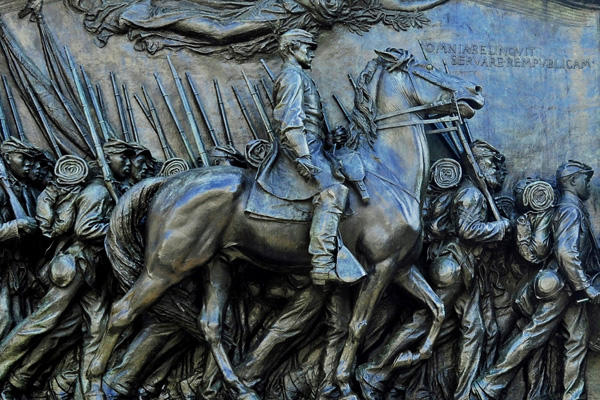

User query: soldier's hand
[585,285,600,304]
[16,217,37,235]
[295,156,321,180]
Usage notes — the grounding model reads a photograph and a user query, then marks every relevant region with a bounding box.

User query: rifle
[96,84,107,122]
[166,56,209,167]
[81,68,111,142]
[213,79,234,147]
[50,79,96,156]
[65,47,119,202]
[186,73,219,147]
[332,93,351,122]
[241,69,274,141]
[1,76,24,141]
[23,82,62,157]
[260,77,274,108]
[0,93,9,141]
[154,73,197,167]
[260,59,275,82]
[110,72,131,142]
[123,83,140,142]
[232,86,259,140]
[141,85,175,160]
[451,95,501,221]
[133,93,156,131]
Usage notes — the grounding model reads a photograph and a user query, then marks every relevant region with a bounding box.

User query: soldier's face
[572,173,591,201]
[478,156,503,191]
[292,43,315,69]
[131,154,151,182]
[28,160,43,183]
[107,153,132,181]
[5,152,32,180]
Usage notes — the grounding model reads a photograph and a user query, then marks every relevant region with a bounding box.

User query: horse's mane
[349,48,415,149]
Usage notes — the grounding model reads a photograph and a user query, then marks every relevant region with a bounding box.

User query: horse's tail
[105,177,167,293]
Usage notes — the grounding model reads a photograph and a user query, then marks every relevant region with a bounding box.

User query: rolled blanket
[159,157,189,177]
[430,158,462,189]
[522,180,554,212]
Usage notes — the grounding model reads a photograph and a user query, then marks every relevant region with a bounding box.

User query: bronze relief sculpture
[0,0,595,399]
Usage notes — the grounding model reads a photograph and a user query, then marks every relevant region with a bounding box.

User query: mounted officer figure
[256,28,364,286]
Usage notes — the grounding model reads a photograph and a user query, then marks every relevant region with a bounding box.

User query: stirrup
[354,181,370,203]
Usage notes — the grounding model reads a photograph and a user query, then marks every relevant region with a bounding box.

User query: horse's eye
[426,64,433,71]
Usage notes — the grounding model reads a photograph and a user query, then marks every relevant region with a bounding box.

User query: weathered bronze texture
[0,0,596,399]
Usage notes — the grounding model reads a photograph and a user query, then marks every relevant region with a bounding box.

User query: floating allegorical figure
[63,0,448,58]
[472,160,600,400]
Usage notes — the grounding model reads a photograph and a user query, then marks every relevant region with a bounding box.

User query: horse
[90,48,484,400]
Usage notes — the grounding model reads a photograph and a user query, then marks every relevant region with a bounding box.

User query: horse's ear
[374,48,413,71]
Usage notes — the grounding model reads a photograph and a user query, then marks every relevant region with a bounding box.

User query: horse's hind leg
[199,257,260,400]
[336,256,397,400]
[88,271,182,379]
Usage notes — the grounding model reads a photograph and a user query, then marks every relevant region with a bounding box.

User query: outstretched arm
[379,0,448,11]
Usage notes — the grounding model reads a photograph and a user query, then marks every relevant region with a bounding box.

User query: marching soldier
[103,138,134,194]
[473,160,599,400]
[127,142,157,185]
[357,141,512,400]
[0,138,39,340]
[0,154,114,400]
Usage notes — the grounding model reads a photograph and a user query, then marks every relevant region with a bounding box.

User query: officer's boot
[309,184,365,286]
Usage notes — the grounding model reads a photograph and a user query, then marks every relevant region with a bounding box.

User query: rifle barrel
[186,73,219,147]
[133,93,156,131]
[232,86,259,140]
[2,76,25,141]
[260,77,274,108]
[0,93,10,141]
[241,69,274,141]
[64,47,118,202]
[110,72,130,141]
[213,79,234,147]
[332,93,351,122]
[154,73,197,167]
[50,79,96,156]
[260,59,275,82]
[123,84,139,143]
[81,68,110,142]
[141,85,174,159]
[23,83,62,157]
[166,56,209,167]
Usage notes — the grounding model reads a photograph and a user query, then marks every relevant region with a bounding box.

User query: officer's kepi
[280,29,317,49]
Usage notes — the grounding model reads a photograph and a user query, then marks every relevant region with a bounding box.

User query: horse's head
[374,48,484,118]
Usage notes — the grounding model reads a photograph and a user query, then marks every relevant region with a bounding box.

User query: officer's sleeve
[74,184,112,241]
[453,186,508,243]
[0,187,18,241]
[553,207,591,291]
[273,70,310,159]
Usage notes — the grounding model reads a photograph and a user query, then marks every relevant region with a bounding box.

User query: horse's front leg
[336,256,397,400]
[395,265,445,361]
[199,257,260,400]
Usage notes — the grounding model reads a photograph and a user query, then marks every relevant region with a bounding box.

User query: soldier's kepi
[256,29,365,286]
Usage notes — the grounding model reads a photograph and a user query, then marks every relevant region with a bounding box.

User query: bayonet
[110,72,130,141]
[232,86,259,140]
[241,69,274,141]
[186,73,218,147]
[2,76,24,141]
[166,56,209,167]
[141,85,175,159]
[50,79,96,156]
[213,79,234,147]
[65,47,118,202]
[154,72,197,166]
[122,83,139,142]
[260,59,276,82]
[96,84,107,121]
[0,96,27,218]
